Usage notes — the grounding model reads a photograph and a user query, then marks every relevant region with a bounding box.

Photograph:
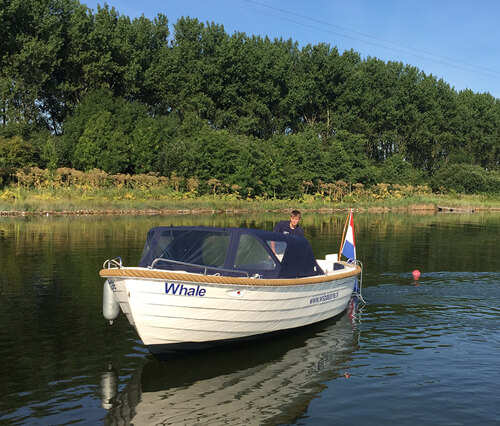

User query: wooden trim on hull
[99,263,360,287]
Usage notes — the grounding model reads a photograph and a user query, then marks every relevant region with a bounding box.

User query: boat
[99,225,362,356]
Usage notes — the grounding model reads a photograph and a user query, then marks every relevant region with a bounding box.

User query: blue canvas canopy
[139,226,324,279]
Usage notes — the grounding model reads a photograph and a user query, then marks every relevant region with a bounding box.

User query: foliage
[3,168,498,214]
[0,135,36,183]
[0,0,499,198]
[431,163,499,194]
[379,154,427,185]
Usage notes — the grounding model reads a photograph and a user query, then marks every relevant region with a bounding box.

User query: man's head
[289,210,301,228]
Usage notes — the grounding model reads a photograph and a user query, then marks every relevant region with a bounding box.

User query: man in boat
[271,210,304,257]
[273,210,304,237]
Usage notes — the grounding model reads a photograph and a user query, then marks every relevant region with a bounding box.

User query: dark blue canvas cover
[139,226,324,279]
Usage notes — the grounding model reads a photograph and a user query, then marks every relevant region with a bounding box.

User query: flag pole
[338,209,351,259]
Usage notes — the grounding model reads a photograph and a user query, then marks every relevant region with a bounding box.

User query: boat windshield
[233,234,278,271]
[141,229,231,268]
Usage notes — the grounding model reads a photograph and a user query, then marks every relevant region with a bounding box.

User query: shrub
[431,164,493,194]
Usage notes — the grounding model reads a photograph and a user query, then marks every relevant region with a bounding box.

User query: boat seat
[317,254,340,273]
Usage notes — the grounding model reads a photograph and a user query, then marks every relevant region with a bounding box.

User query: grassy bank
[1,186,499,215]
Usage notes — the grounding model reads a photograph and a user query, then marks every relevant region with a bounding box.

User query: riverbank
[1,191,499,216]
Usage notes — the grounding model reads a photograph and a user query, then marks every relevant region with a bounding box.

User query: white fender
[103,280,120,324]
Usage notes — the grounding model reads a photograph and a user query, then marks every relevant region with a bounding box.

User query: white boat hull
[103,264,359,354]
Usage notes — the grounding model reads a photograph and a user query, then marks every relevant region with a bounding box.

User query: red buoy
[412,269,421,279]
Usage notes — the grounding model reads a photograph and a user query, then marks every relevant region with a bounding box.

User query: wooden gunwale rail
[99,264,361,287]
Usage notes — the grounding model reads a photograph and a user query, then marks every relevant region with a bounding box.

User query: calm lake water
[1,212,499,425]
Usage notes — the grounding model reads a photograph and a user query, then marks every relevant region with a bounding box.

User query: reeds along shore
[1,168,498,215]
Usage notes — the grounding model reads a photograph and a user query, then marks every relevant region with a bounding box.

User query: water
[0,212,499,425]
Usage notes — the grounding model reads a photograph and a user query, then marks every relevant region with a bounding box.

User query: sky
[83,0,500,99]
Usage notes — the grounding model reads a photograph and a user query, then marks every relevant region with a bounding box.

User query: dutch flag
[341,209,359,293]
[341,210,356,261]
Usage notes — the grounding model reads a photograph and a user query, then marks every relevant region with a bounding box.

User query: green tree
[0,135,36,183]
[431,163,489,194]
[379,153,426,185]
[455,90,500,170]
[0,0,70,132]
[62,89,147,173]
[131,114,180,174]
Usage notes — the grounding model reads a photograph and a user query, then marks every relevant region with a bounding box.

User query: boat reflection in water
[102,299,361,425]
